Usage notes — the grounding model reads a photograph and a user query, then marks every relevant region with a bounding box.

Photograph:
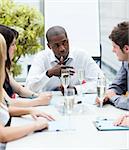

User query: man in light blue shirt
[98,21,129,110]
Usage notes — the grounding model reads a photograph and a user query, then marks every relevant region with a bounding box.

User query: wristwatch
[31,93,38,99]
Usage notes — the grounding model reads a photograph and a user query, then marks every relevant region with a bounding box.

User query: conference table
[6,92,129,150]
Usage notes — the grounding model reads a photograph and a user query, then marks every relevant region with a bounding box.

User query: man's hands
[46,56,74,78]
[96,89,116,106]
[47,64,64,77]
[46,56,64,78]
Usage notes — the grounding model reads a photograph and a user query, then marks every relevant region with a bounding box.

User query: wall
[99,0,129,71]
[45,0,100,57]
[13,0,129,81]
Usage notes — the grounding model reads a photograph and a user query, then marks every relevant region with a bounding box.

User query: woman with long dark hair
[0,24,52,107]
[0,33,53,150]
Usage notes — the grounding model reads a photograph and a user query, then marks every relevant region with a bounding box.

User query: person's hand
[95,89,116,106]
[47,57,64,77]
[114,114,129,127]
[47,64,64,77]
[36,93,52,106]
[30,109,55,121]
[106,89,116,99]
[34,117,48,131]
[47,56,75,78]
[95,96,109,106]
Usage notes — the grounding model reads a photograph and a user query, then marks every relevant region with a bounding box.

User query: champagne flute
[77,69,85,85]
[60,68,70,95]
[97,74,106,108]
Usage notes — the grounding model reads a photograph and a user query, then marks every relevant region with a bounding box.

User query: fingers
[95,97,100,105]
[114,115,129,126]
[31,114,38,120]
[95,96,109,106]
[38,113,55,121]
[69,69,75,75]
[35,118,48,131]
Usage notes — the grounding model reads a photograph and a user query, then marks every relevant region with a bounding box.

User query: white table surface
[6,92,129,150]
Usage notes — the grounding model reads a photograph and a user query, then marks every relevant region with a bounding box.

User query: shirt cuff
[109,95,121,103]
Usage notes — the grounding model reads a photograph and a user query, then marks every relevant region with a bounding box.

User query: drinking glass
[97,75,106,108]
[77,69,85,95]
[60,68,70,95]
[64,88,75,130]
[65,88,75,115]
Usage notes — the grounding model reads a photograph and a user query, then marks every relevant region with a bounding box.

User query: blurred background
[6,0,129,82]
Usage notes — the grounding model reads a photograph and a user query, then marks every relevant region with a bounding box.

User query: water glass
[64,88,75,115]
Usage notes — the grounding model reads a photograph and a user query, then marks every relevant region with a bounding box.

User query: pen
[76,101,82,104]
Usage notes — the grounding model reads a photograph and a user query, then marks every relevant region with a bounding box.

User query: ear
[47,43,51,49]
[123,45,129,53]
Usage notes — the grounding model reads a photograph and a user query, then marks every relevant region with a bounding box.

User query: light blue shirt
[109,61,129,110]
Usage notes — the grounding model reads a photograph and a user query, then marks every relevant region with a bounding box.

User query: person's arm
[3,89,52,107]
[8,106,34,116]
[0,118,48,143]
[9,75,38,98]
[26,51,52,93]
[96,89,129,110]
[108,62,127,95]
[8,106,54,121]
[109,94,129,110]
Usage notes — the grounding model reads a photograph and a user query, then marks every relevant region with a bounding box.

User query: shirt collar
[50,49,74,64]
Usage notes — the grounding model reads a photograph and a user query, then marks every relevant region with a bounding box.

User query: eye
[63,40,67,45]
[54,44,59,48]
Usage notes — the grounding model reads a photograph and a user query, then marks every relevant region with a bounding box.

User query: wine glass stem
[100,100,103,108]
[64,87,67,96]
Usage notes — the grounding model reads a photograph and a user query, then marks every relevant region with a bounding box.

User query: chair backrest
[92,44,102,68]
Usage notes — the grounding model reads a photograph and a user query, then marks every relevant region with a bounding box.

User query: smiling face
[112,42,128,61]
[48,33,69,61]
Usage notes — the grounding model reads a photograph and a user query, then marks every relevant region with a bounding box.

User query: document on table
[48,117,76,132]
[94,118,129,131]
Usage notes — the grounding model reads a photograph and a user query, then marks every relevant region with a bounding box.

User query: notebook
[94,118,129,131]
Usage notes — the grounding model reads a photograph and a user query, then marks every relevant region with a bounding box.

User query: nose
[15,45,17,50]
[112,47,116,53]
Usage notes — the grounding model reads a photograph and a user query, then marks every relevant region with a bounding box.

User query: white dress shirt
[26,47,103,93]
